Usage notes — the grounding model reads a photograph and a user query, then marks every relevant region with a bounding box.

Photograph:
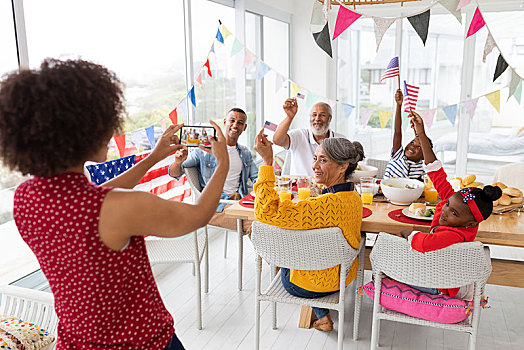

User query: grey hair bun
[321,137,365,180]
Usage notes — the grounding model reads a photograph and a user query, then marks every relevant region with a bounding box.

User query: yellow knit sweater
[254,165,362,293]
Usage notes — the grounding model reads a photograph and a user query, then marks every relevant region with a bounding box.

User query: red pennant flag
[467,7,485,38]
[114,134,126,158]
[204,58,212,77]
[333,6,362,40]
[169,108,177,125]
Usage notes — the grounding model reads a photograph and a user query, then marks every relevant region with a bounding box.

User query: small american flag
[296,92,306,99]
[403,81,420,113]
[86,152,190,201]
[380,56,399,82]
[264,121,278,132]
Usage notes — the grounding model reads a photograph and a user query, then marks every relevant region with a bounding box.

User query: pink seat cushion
[361,278,470,324]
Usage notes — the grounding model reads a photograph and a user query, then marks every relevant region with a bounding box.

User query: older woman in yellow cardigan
[253,129,364,332]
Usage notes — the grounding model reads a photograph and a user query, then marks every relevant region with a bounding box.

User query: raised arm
[409,111,436,164]
[392,89,403,155]
[273,98,298,149]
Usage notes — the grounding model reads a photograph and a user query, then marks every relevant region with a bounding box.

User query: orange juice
[298,188,311,200]
[360,192,373,204]
[278,190,292,201]
[424,188,438,203]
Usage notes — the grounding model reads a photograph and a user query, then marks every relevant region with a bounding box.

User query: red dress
[14,173,174,349]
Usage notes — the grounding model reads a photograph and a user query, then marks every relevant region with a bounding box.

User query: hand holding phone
[179,125,216,148]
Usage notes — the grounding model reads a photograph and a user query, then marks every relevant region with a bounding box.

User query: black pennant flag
[313,22,333,58]
[408,10,431,46]
[493,54,509,82]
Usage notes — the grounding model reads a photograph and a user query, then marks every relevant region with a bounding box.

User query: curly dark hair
[0,59,125,177]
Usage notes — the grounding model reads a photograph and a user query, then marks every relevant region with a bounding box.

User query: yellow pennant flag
[221,25,232,40]
[290,82,302,97]
[485,90,500,113]
[379,110,392,129]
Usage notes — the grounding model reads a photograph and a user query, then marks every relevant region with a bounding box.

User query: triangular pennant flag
[256,61,271,80]
[169,108,177,125]
[439,0,462,24]
[216,28,224,44]
[210,42,215,54]
[515,80,523,104]
[131,130,143,150]
[310,0,325,26]
[188,86,196,108]
[275,73,286,92]
[145,125,156,149]
[466,7,485,38]
[373,17,396,52]
[312,22,333,58]
[419,109,437,129]
[457,0,472,10]
[204,58,212,77]
[442,104,458,126]
[333,6,362,40]
[159,118,167,131]
[483,32,495,63]
[485,90,500,113]
[243,50,257,68]
[378,110,392,129]
[178,98,188,121]
[326,98,336,108]
[401,111,411,131]
[290,82,302,97]
[306,91,319,109]
[221,25,232,40]
[508,71,521,102]
[407,10,431,46]
[360,108,374,127]
[462,98,479,119]
[230,38,243,57]
[493,54,509,82]
[342,103,355,119]
[196,73,204,91]
[114,134,126,158]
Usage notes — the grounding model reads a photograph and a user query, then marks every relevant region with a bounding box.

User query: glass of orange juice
[277,179,292,202]
[359,177,375,204]
[297,177,311,200]
[424,175,438,203]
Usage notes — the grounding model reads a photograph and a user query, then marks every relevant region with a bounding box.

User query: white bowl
[380,178,424,205]
[350,162,378,183]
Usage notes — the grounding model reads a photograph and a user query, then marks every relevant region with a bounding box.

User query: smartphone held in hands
[179,125,216,148]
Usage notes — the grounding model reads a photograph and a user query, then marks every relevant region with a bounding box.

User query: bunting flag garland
[256,61,271,80]
[313,22,333,58]
[333,5,361,40]
[508,71,521,102]
[403,81,420,112]
[485,90,500,113]
[442,104,458,126]
[514,80,523,104]
[483,32,496,63]
[220,25,232,40]
[342,103,355,119]
[145,125,156,149]
[114,134,126,158]
[188,86,196,108]
[231,38,243,57]
[131,130,143,150]
[380,56,399,82]
[264,121,278,132]
[243,50,257,68]
[466,7,485,38]
[378,110,392,129]
[439,0,462,24]
[168,108,177,125]
[159,118,167,131]
[407,10,431,46]
[210,42,215,54]
[178,98,188,121]
[360,108,374,127]
[196,73,203,91]
[275,73,286,92]
[290,82,302,97]
[373,17,396,52]
[493,54,509,82]
[204,59,212,77]
[310,0,325,27]
[457,0,473,10]
[306,91,319,109]
[462,98,479,119]
[419,109,437,129]
[216,28,224,43]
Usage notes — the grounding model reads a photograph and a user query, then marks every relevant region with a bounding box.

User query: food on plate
[465,182,479,188]
[423,208,436,217]
[499,194,512,206]
[511,197,523,204]
[493,199,499,207]
[462,174,476,187]
[492,182,507,190]
[503,187,523,198]
[450,178,462,191]
[409,203,426,216]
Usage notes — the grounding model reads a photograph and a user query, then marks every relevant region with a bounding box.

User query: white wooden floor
[152,228,524,350]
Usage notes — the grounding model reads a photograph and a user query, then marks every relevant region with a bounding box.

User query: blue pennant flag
[188,86,196,107]
[216,29,224,43]
[145,125,156,149]
[442,104,458,126]
[341,103,355,119]
[257,61,271,80]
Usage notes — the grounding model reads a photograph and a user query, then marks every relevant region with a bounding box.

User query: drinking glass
[277,178,292,202]
[297,177,311,200]
[359,177,375,204]
[424,175,438,204]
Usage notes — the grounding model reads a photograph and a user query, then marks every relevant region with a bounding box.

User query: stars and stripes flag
[403,80,420,113]
[264,121,278,132]
[85,152,190,201]
[380,56,399,82]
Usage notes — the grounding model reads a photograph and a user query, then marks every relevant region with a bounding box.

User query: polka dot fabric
[13,173,174,349]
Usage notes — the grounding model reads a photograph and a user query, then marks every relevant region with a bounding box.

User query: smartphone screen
[179,125,216,147]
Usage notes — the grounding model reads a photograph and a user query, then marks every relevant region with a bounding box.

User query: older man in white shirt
[273,98,345,176]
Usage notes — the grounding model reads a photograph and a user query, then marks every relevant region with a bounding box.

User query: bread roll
[492,182,507,190]
[493,200,499,207]
[511,197,523,204]
[462,174,476,186]
[466,182,479,188]
[409,203,426,214]
[499,194,512,206]
[503,187,523,197]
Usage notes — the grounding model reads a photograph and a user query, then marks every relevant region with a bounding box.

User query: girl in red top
[399,112,502,299]
[0,59,230,349]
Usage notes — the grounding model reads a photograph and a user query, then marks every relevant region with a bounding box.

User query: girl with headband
[397,112,502,299]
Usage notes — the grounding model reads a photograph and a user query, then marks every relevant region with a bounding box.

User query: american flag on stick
[403,80,420,113]
[264,120,278,132]
[380,56,400,82]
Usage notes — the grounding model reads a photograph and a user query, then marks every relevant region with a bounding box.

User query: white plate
[401,207,436,221]
[250,191,255,196]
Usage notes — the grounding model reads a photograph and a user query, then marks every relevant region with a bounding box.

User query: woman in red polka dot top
[0,59,230,349]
